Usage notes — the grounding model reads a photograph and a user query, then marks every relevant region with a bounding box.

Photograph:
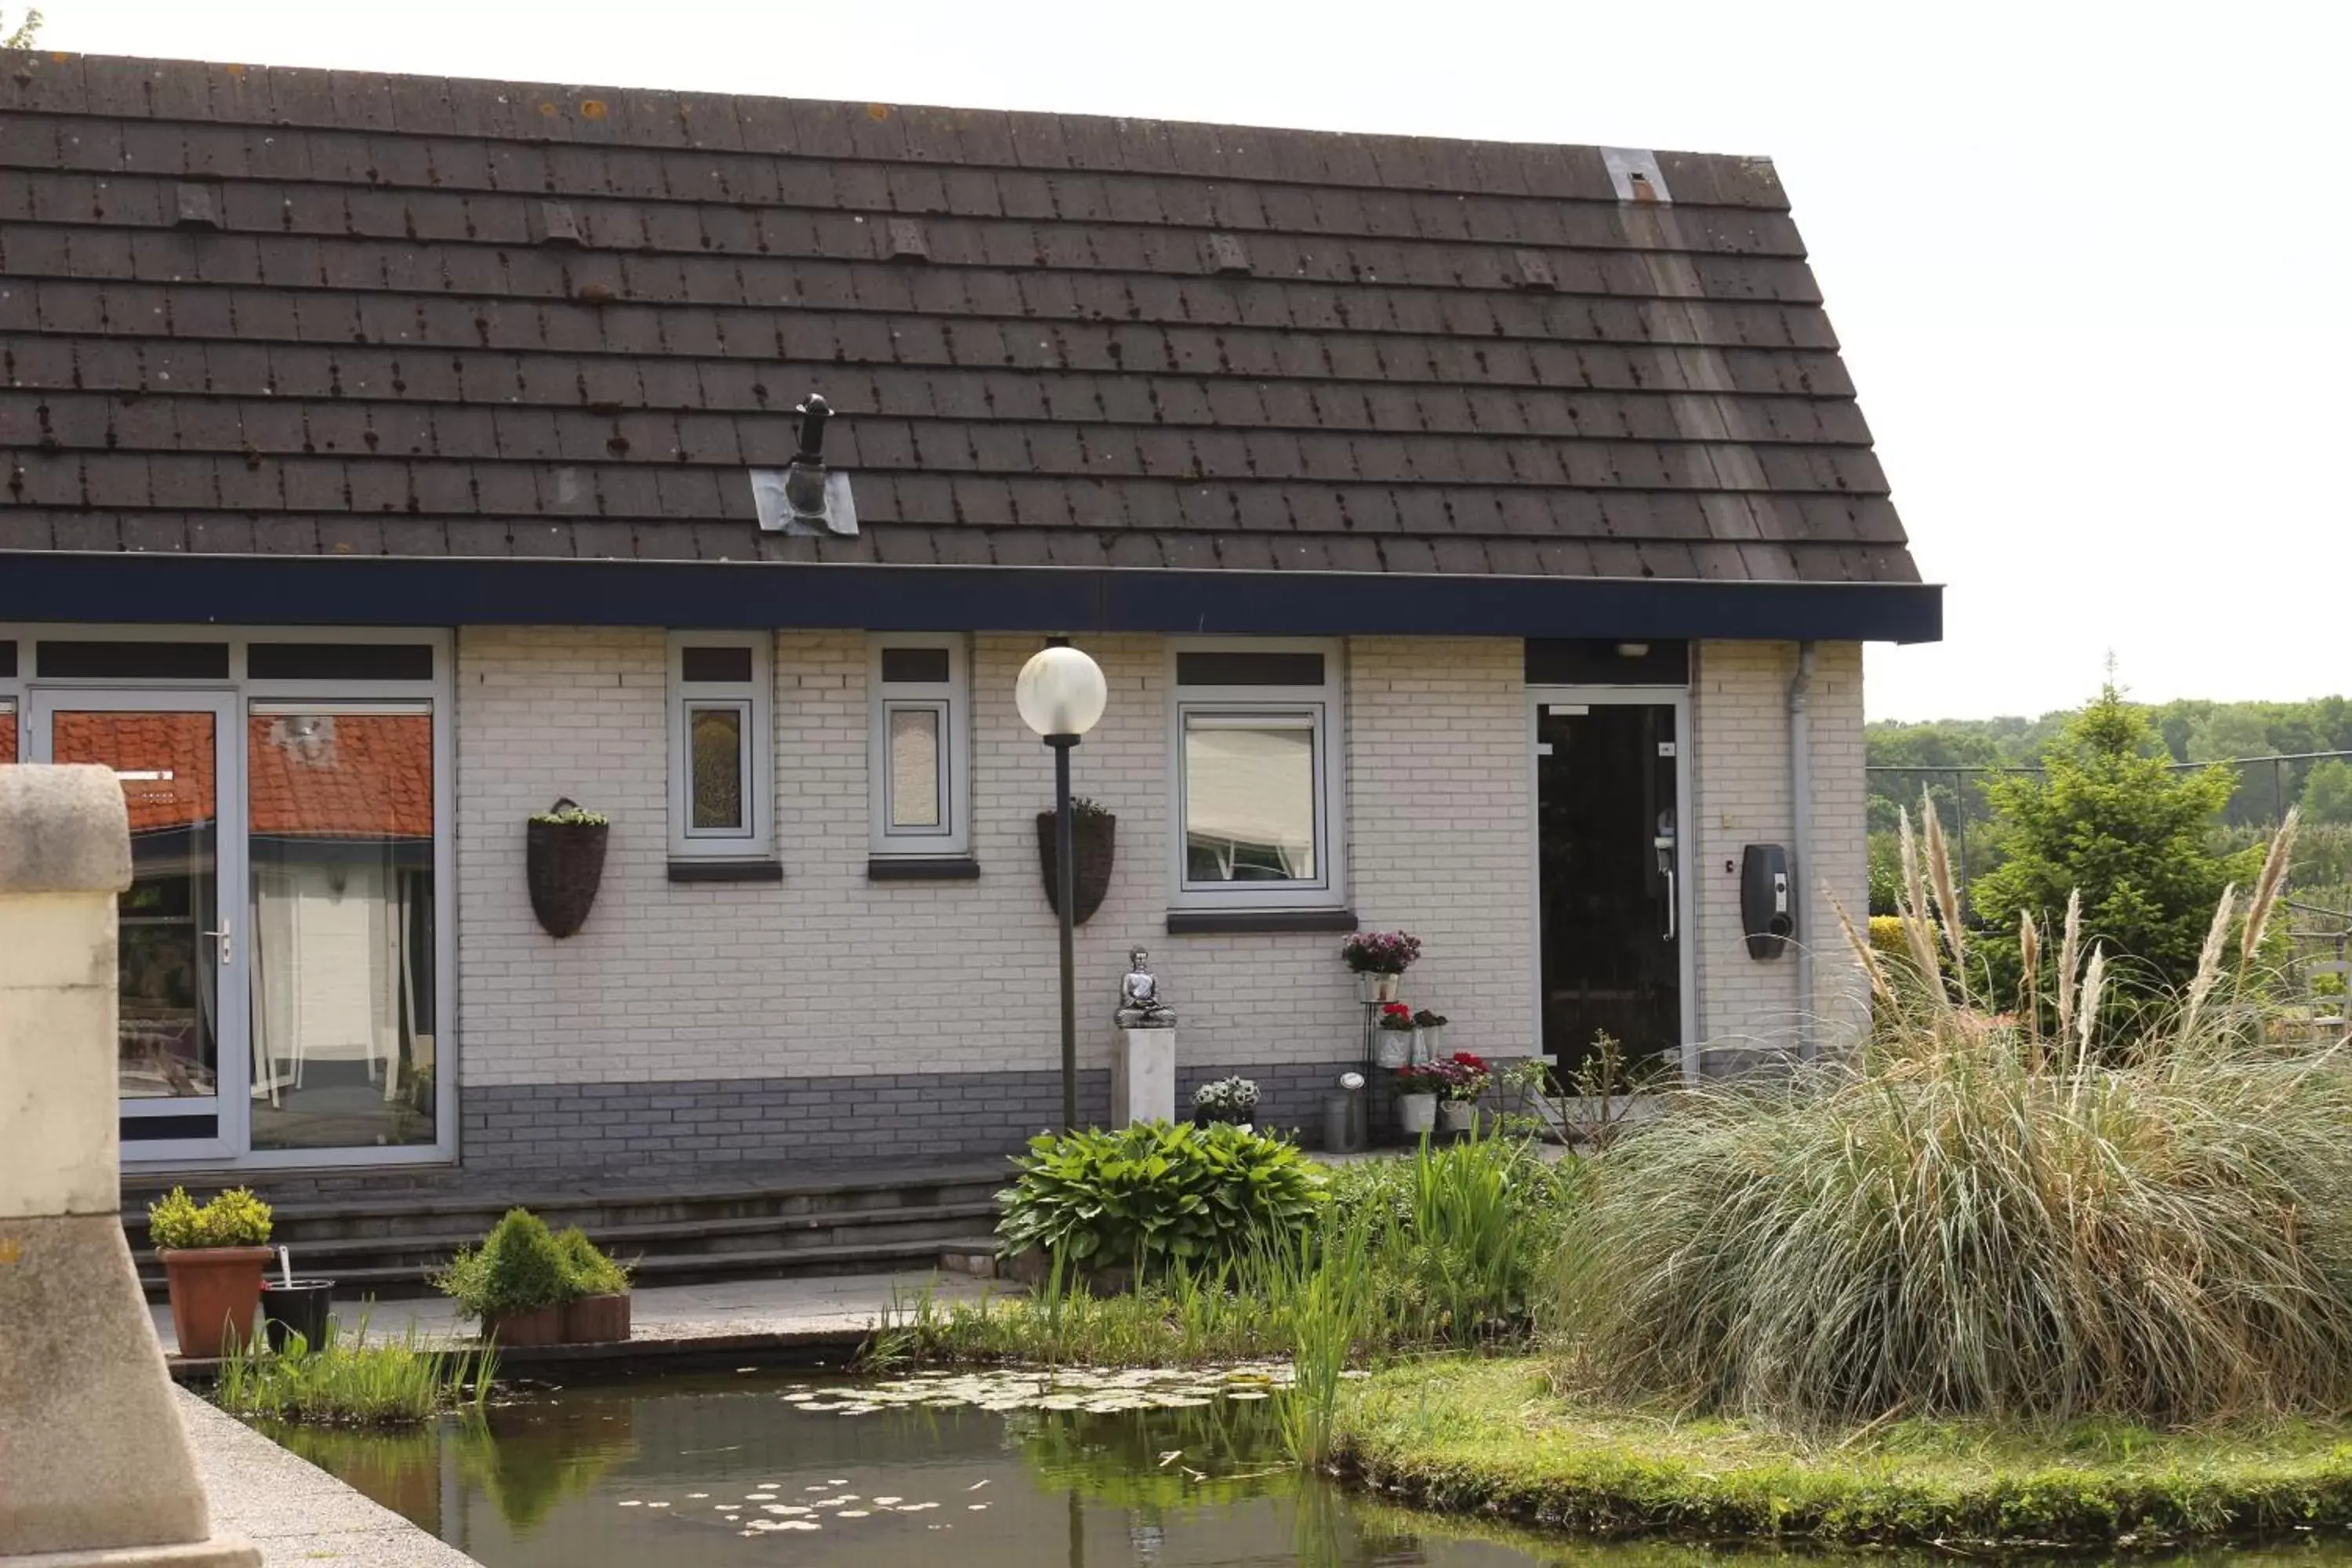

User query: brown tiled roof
[0,53,1918,585]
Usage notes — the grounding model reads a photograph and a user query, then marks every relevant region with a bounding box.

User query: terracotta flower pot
[1036,809,1115,925]
[561,1293,632,1345]
[483,1304,568,1347]
[161,1246,273,1359]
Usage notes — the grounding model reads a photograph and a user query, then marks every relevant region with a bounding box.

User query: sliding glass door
[24,682,444,1166]
[31,691,246,1162]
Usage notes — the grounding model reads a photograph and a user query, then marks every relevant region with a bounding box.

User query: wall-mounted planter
[1036,808,1115,926]
[526,797,609,938]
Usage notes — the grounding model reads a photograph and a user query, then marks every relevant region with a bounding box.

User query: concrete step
[144,1235,1000,1302]
[132,1200,999,1275]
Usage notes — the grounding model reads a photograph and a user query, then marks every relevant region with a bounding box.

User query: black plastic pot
[261,1279,336,1355]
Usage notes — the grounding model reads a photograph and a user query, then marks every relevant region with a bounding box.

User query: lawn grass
[1332,1356,2352,1547]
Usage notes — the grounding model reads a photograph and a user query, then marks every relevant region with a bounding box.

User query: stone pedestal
[0,765,259,1568]
[1112,1026,1177,1127]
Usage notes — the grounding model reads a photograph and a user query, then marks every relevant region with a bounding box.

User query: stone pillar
[1111,1027,1177,1127]
[0,765,259,1568]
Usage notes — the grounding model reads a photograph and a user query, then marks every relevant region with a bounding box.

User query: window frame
[867,633,971,858]
[1167,638,1346,913]
[666,632,773,862]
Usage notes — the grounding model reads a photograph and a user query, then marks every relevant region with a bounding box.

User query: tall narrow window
[869,636,970,857]
[1171,641,1345,911]
[669,634,772,861]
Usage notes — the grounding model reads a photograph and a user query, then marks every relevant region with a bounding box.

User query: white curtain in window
[250,858,410,1104]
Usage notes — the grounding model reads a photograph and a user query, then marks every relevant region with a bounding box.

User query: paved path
[177,1386,475,1568]
[151,1270,1000,1356]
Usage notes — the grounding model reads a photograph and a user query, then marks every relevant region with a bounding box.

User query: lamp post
[1016,643,1109,1132]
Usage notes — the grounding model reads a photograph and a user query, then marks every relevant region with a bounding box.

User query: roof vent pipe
[784,394,832,519]
[1788,641,1818,1059]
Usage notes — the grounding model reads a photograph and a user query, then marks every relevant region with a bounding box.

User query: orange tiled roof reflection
[42,710,430,839]
[246,713,433,840]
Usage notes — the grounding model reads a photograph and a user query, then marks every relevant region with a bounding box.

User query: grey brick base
[460,1069,1106,1171]
[458,1060,1374,1171]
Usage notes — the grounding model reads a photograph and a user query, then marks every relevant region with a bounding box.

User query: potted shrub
[525,799,609,938]
[1192,1075,1259,1129]
[1393,1061,1446,1136]
[1341,931,1421,1004]
[149,1185,274,1359]
[437,1208,573,1346]
[1436,1051,1492,1136]
[1374,1001,1417,1067]
[556,1227,633,1344]
[1037,795,1115,926]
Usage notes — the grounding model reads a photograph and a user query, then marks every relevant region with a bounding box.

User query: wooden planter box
[1036,809,1115,925]
[483,1304,567,1347]
[562,1293,632,1344]
[526,815,608,938]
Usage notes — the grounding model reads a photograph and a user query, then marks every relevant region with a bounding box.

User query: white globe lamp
[1015,645,1108,739]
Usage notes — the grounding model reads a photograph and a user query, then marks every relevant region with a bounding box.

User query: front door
[29,691,248,1162]
[1534,695,1689,1083]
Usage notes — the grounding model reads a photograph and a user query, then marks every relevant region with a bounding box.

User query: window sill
[667,859,784,884]
[1165,908,1358,935]
[867,855,982,881]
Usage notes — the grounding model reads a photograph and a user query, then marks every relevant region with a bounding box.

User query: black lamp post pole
[1049,732,1080,1131]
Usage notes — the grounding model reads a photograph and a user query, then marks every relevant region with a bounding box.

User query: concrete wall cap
[0,766,133,895]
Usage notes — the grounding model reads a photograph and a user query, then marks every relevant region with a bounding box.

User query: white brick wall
[1689,640,1868,1054]
[455,631,1535,1089]
[453,630,1856,1091]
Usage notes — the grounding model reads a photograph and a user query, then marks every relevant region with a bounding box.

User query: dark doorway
[1536,700,1684,1080]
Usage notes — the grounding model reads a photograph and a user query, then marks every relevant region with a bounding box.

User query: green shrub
[1556,822,2352,1429]
[996,1121,1325,1273]
[147,1185,274,1249]
[554,1227,630,1296]
[436,1209,576,1321]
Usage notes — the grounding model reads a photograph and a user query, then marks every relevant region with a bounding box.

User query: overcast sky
[38,2,2350,721]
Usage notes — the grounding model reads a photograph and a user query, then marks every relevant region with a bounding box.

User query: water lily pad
[839,1510,871,1519]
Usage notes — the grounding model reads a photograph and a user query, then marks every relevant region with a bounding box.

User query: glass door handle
[202,917,231,964]
[1661,869,1676,942]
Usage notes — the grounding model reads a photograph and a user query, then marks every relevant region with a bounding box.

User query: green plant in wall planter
[524,797,609,938]
[149,1185,275,1359]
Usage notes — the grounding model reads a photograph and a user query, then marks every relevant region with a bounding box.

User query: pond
[261,1367,2352,1568]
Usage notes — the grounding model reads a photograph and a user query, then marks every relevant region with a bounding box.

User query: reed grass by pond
[1335,1357,2352,1548]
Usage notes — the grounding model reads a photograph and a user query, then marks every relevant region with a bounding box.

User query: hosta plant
[996,1121,1326,1273]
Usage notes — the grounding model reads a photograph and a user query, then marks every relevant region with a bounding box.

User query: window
[1170,641,1345,909]
[869,636,970,856]
[668,633,771,861]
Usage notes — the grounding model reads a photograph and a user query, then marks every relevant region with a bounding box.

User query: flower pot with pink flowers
[1341,931,1421,1004]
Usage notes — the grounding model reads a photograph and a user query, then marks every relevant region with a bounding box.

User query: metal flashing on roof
[1512,249,1557,290]
[885,217,929,261]
[1600,147,1672,205]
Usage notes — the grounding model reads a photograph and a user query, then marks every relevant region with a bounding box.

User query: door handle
[202,917,231,965]
[1662,869,1676,943]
